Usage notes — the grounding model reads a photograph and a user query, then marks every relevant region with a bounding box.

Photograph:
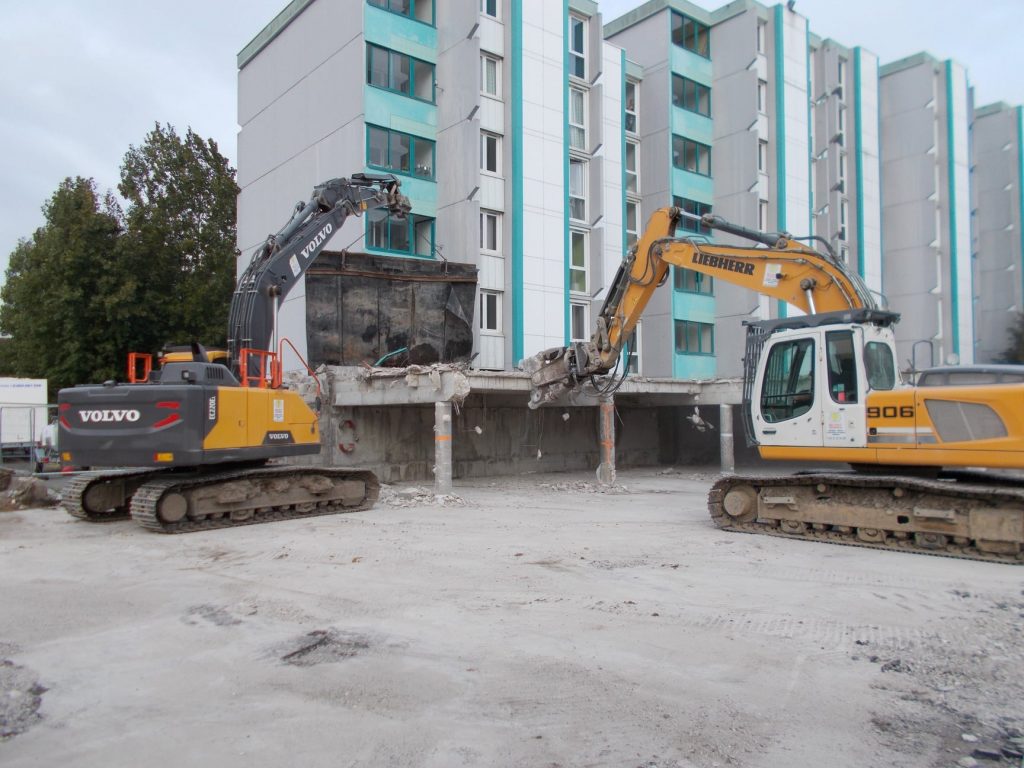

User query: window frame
[758,139,768,173]
[626,200,640,249]
[367,0,435,26]
[758,199,769,232]
[367,212,436,257]
[672,135,712,177]
[366,124,435,180]
[569,86,587,151]
[760,337,816,423]
[672,74,711,117]
[625,80,638,134]
[670,11,710,58]
[480,209,501,253]
[366,43,435,103]
[756,20,766,54]
[479,289,502,333]
[673,267,714,295]
[569,229,588,295]
[569,14,587,80]
[625,321,642,375]
[480,131,502,175]
[674,196,712,236]
[480,0,498,18]
[481,53,501,97]
[674,319,715,355]
[625,140,639,195]
[757,79,768,114]
[568,158,587,222]
[570,300,589,342]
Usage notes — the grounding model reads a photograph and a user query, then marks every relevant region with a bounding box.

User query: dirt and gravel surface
[1,468,1022,767]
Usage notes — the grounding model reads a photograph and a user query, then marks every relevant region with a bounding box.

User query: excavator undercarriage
[62,465,378,534]
[709,471,1024,564]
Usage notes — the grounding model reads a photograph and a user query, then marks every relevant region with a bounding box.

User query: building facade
[879,53,975,369]
[972,101,1024,363]
[605,0,882,379]
[237,0,629,373]
[238,0,1018,380]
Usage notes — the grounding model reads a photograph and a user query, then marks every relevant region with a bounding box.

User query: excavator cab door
[753,333,823,447]
[821,329,867,448]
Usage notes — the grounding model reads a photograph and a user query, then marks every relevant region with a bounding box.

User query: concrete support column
[596,398,616,485]
[433,401,453,494]
[719,404,735,475]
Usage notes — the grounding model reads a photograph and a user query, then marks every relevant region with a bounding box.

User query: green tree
[118,123,239,349]
[0,178,127,394]
[1001,313,1024,363]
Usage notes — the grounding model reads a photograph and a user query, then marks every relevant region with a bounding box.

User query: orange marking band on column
[435,435,452,441]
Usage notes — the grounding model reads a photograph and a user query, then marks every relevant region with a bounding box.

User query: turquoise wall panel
[671,108,713,146]
[364,86,436,135]
[364,5,437,62]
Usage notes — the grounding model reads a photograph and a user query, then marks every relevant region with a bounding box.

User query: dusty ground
[1,468,1022,768]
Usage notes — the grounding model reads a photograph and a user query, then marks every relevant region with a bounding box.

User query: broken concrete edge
[295,364,743,408]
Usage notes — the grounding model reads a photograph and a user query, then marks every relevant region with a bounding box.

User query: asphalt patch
[0,659,46,740]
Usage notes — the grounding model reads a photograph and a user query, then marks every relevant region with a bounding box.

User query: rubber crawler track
[129,466,379,534]
[708,472,1024,565]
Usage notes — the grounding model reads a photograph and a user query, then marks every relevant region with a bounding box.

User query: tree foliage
[0,124,239,397]
[119,123,239,348]
[1001,313,1024,363]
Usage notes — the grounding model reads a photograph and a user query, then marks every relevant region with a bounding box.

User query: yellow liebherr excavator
[524,207,1024,563]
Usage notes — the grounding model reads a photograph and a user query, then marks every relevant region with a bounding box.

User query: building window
[672,74,711,117]
[625,322,641,374]
[757,79,768,114]
[839,244,850,264]
[570,301,589,341]
[366,44,434,102]
[367,0,434,25]
[569,15,586,79]
[368,213,435,257]
[836,104,847,145]
[480,0,497,18]
[671,11,710,58]
[569,87,587,151]
[674,320,714,355]
[839,199,848,241]
[479,290,501,333]
[625,80,638,133]
[838,152,847,184]
[367,125,434,179]
[837,57,847,86]
[758,139,768,172]
[626,200,640,249]
[569,230,588,293]
[625,141,639,194]
[759,199,769,231]
[481,131,501,174]
[756,21,766,54]
[674,267,713,295]
[480,210,500,252]
[674,196,712,235]
[481,54,500,97]
[672,135,711,177]
[569,158,586,221]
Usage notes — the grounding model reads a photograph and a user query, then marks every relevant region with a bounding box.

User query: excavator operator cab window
[826,330,858,403]
[761,338,815,423]
[864,341,896,391]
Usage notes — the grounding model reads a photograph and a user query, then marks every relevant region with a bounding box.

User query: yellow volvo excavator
[524,207,1024,563]
[59,175,410,533]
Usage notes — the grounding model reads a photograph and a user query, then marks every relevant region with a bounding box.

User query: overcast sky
[2,0,1021,282]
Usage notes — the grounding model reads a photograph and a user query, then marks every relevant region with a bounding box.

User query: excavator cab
[743,310,902,451]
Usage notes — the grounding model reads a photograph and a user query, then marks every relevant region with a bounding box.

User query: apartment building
[236,0,629,373]
[972,101,1024,363]
[879,53,975,369]
[605,0,881,378]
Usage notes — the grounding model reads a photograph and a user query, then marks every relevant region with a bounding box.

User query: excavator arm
[524,206,877,407]
[227,174,411,378]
